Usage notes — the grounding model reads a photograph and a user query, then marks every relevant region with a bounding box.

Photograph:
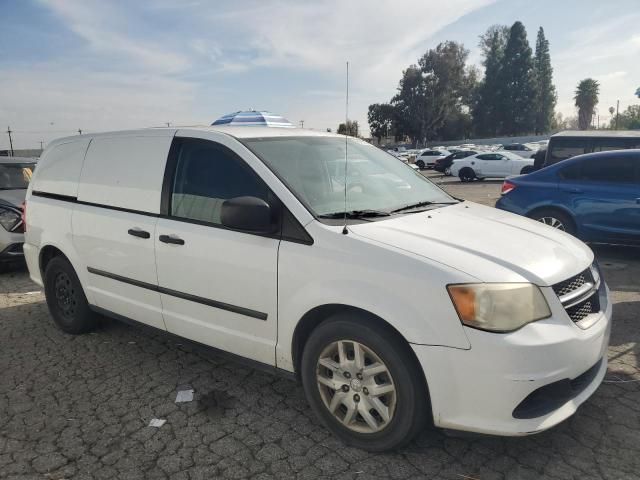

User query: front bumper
[0,230,25,262]
[413,284,612,436]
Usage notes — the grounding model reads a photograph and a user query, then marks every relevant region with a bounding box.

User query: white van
[24,127,611,451]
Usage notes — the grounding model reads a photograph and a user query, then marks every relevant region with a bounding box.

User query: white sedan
[415,149,450,170]
[450,151,534,182]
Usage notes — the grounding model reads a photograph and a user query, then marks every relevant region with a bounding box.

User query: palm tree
[574,79,600,130]
[636,86,640,99]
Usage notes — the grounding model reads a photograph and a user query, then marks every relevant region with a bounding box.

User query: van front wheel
[301,315,427,451]
[44,256,97,334]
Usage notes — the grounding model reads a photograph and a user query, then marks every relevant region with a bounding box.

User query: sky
[1,0,639,150]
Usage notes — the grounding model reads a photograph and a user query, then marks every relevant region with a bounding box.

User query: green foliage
[574,78,600,130]
[533,27,557,134]
[389,41,476,145]
[473,25,508,136]
[497,21,536,135]
[367,103,395,142]
[610,104,640,130]
[337,120,359,137]
[636,87,640,98]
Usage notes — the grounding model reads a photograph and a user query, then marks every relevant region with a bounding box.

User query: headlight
[0,207,21,232]
[447,283,551,332]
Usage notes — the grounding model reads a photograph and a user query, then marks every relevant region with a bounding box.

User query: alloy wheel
[538,216,565,231]
[316,340,397,434]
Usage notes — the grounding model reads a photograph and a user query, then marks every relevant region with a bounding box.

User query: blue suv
[496,150,640,245]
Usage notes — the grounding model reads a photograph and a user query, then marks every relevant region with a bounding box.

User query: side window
[591,138,630,153]
[549,138,586,162]
[476,154,491,160]
[580,156,636,183]
[170,139,269,226]
[558,163,581,180]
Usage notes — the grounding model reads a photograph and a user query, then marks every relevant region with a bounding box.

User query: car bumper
[413,285,612,436]
[0,230,25,262]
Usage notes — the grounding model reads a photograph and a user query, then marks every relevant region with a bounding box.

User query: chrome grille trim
[552,264,602,326]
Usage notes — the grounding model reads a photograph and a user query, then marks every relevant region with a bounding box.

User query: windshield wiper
[391,201,457,214]
[318,209,391,219]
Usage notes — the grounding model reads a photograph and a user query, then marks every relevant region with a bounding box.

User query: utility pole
[78,129,83,135]
[166,122,171,127]
[6,126,14,156]
[299,120,304,128]
[39,140,44,151]
[615,100,620,130]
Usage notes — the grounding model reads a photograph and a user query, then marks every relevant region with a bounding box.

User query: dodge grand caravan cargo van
[24,127,611,451]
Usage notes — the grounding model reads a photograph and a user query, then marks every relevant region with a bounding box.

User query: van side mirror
[221,196,275,234]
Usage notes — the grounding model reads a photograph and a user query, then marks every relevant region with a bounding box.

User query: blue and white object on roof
[212,110,294,127]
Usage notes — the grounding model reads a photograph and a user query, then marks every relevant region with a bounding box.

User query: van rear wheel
[301,314,428,451]
[44,256,97,334]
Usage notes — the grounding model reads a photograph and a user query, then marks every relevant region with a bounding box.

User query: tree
[532,27,557,134]
[367,103,396,143]
[610,104,640,130]
[636,87,640,98]
[574,78,600,130]
[497,21,536,135]
[473,25,509,136]
[337,120,359,137]
[391,41,474,145]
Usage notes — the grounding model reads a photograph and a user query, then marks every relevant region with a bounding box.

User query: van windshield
[0,164,34,190]
[243,136,455,217]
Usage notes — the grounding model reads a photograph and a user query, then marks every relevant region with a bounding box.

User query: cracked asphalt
[1,177,639,479]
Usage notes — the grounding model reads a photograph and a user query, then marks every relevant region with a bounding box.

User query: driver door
[154,134,280,365]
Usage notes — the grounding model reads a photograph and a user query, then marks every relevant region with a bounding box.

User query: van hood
[349,202,593,286]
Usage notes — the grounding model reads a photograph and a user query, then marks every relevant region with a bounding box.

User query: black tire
[458,167,475,182]
[301,314,428,451]
[44,256,97,334]
[528,208,576,235]
[520,165,535,175]
[416,160,425,170]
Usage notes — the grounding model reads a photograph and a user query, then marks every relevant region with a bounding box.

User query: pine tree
[533,27,557,134]
[497,21,536,135]
[473,26,508,136]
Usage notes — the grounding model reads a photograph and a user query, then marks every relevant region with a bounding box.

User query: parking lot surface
[1,177,639,480]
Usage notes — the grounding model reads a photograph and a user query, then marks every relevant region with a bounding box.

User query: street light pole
[6,126,14,156]
[615,100,620,130]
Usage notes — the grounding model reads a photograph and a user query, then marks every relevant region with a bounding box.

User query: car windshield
[243,136,455,216]
[0,164,34,189]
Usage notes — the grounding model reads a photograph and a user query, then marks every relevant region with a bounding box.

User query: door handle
[128,228,150,239]
[159,234,185,245]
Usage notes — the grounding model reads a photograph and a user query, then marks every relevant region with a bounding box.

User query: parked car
[415,149,450,170]
[500,143,538,158]
[0,157,37,265]
[496,150,640,245]
[450,151,534,182]
[434,150,477,175]
[24,127,610,450]
[544,130,640,167]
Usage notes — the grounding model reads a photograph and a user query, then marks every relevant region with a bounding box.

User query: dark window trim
[87,267,268,320]
[161,137,313,245]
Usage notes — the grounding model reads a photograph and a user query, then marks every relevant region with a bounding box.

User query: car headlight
[0,207,21,232]
[447,283,551,332]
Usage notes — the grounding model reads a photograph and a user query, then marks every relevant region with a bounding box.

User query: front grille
[552,266,601,326]
[552,269,593,297]
[565,294,600,323]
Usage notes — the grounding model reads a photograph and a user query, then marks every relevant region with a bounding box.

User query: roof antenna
[342,61,349,235]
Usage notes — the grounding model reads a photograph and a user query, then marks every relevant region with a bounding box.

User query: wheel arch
[291,304,429,396]
[526,204,578,231]
[39,244,69,277]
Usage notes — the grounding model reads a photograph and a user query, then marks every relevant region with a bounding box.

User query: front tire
[528,208,576,235]
[416,160,425,170]
[458,167,476,182]
[301,315,428,451]
[44,256,97,334]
